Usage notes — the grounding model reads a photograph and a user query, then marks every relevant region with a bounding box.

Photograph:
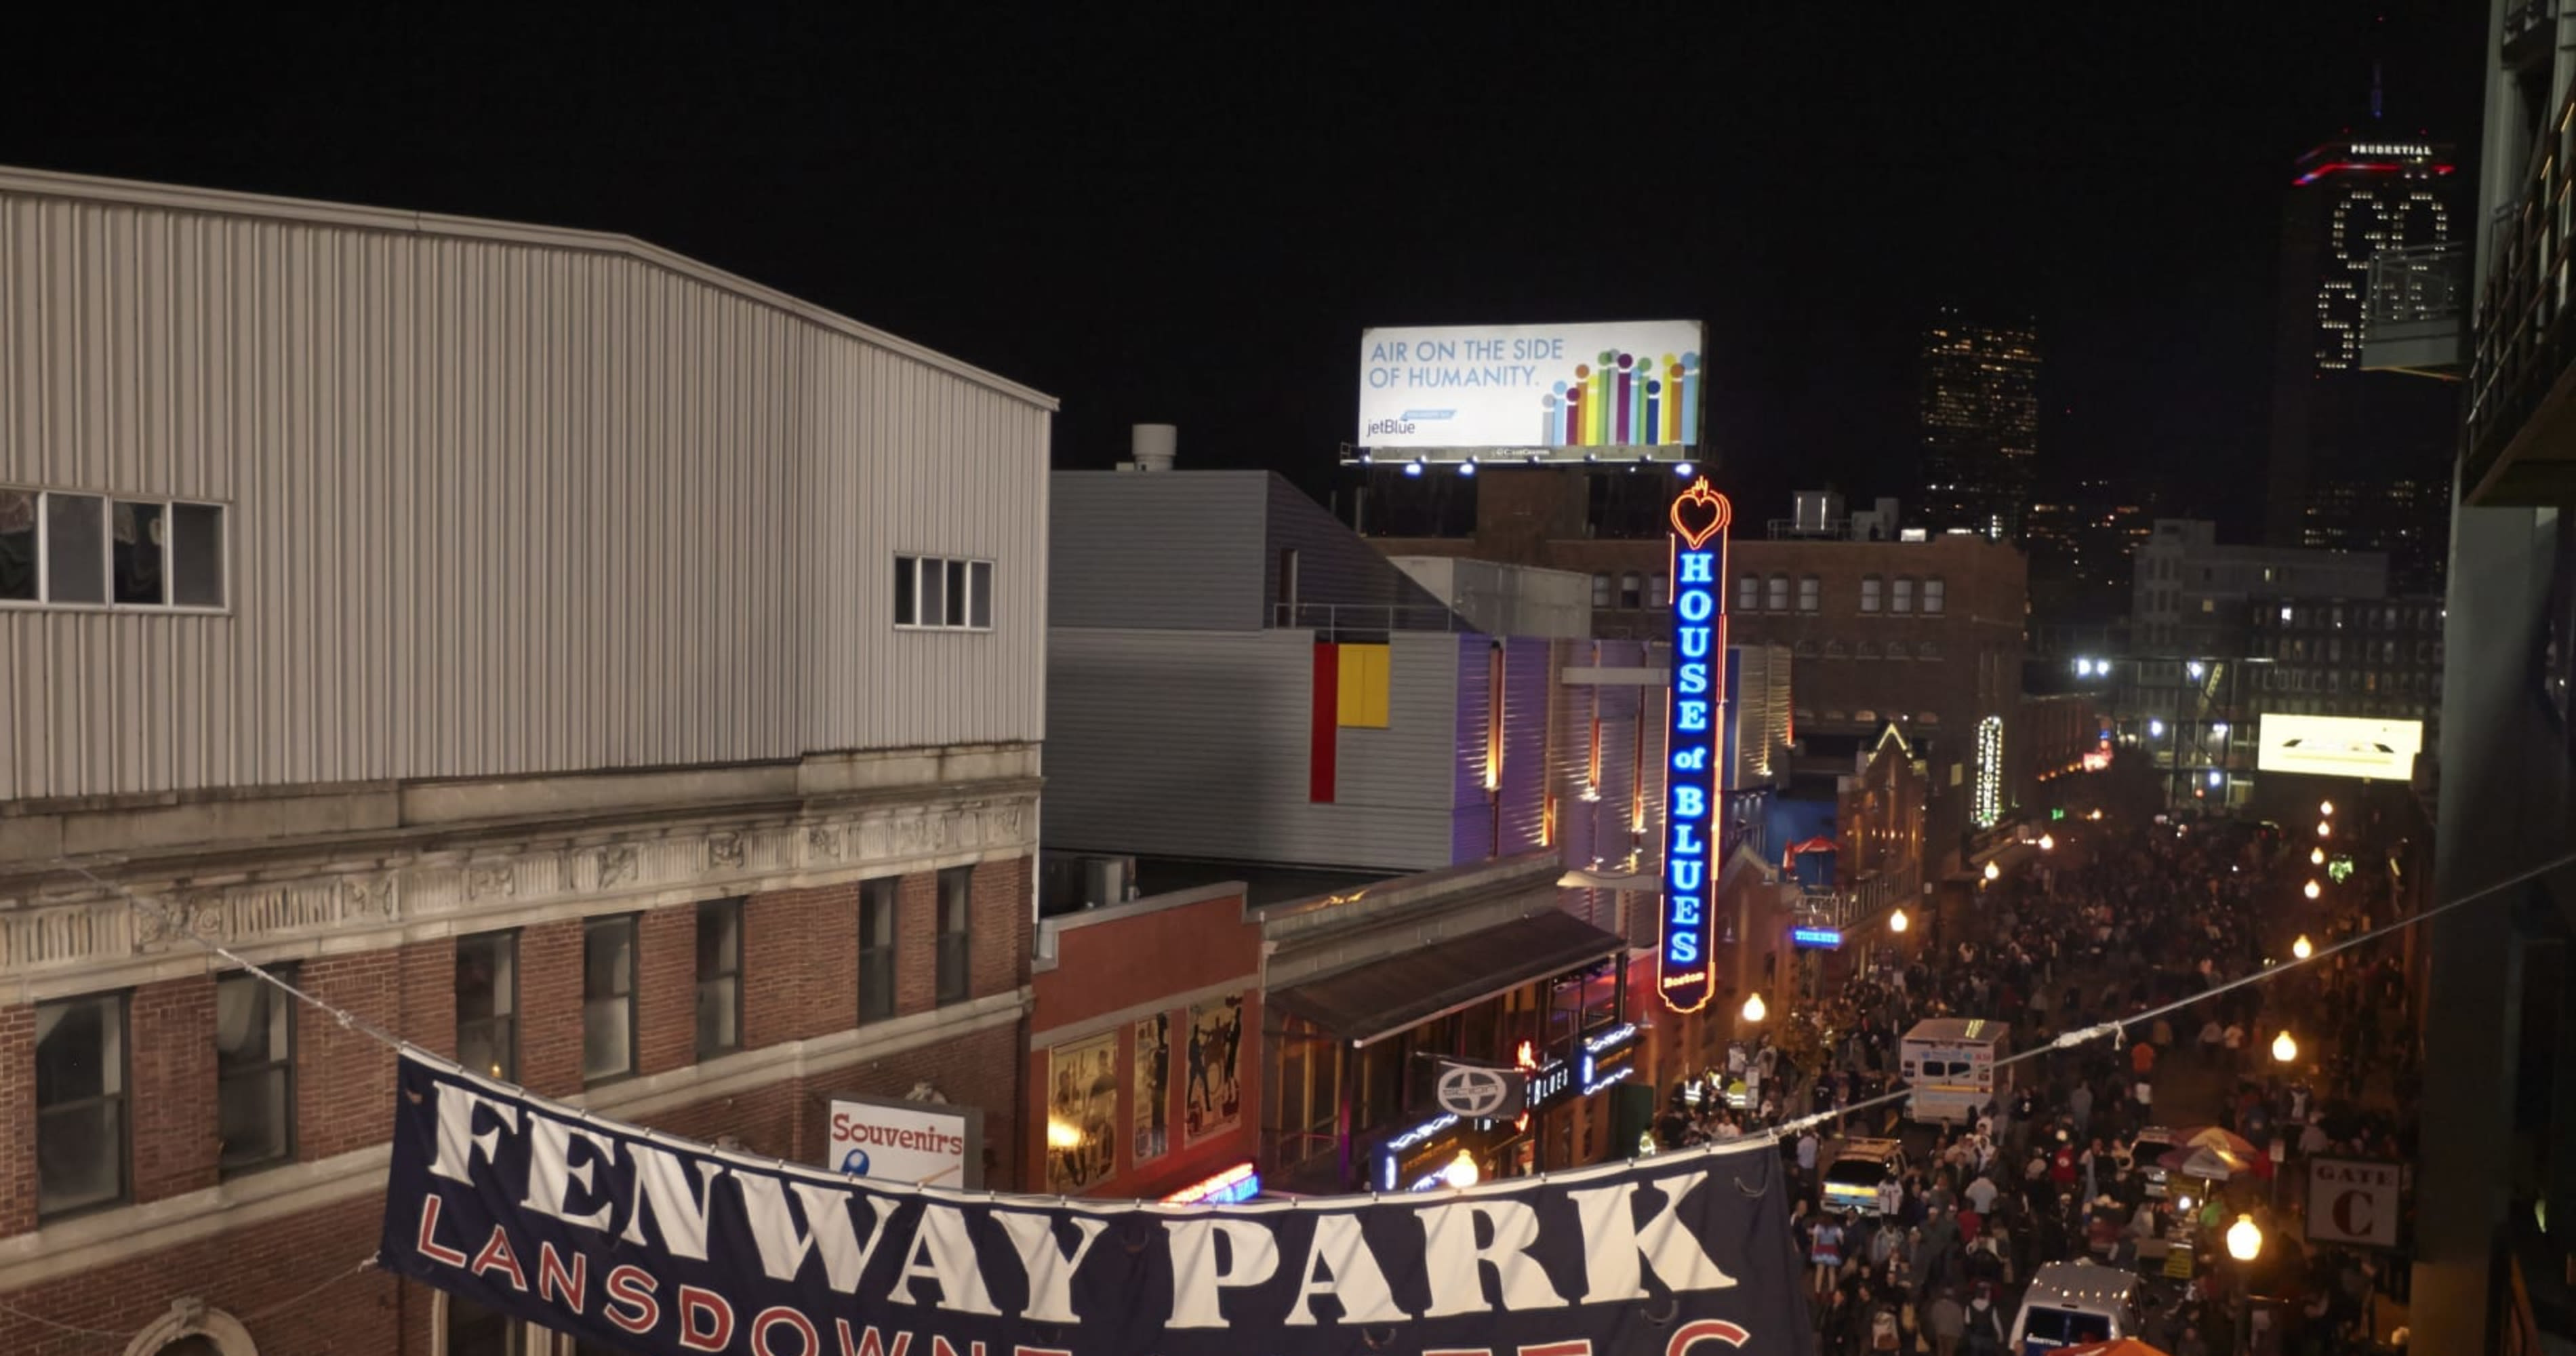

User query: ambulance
[1901,1017,2010,1124]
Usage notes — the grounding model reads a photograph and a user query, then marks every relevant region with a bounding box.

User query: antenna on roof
[2370,61,2383,121]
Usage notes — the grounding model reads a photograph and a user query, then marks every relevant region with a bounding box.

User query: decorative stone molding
[0,791,1037,981]
[121,1299,258,1355]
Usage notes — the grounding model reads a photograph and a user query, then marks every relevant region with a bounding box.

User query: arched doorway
[121,1302,256,1356]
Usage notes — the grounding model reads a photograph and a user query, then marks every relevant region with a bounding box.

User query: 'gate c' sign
[2305,1156,2404,1249]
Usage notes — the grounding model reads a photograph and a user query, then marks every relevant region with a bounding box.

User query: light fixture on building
[2272,1030,2299,1064]
[1674,461,1695,479]
[2148,719,2165,738]
[2311,847,2326,866]
[2303,879,2321,900]
[1740,991,1768,1024]
[2227,1214,2264,1262]
[2188,660,2206,680]
[1403,461,1424,478]
[1889,907,1910,934]
[1458,458,1477,477]
[2212,721,2229,737]
[2292,934,2314,961]
[2316,820,2331,838]
[2319,799,2334,816]
[2208,770,2223,789]
[1046,1119,1083,1149]
[1984,861,2002,883]
[1443,1151,1481,1189]
[2038,833,2055,852]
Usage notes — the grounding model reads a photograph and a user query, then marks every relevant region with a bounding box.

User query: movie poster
[1183,991,1245,1145]
[1133,1013,1170,1165]
[1045,1031,1119,1194]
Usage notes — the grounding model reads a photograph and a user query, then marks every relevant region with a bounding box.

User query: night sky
[2,5,2485,532]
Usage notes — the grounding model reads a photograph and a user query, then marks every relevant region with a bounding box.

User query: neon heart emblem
[1669,480,1733,550]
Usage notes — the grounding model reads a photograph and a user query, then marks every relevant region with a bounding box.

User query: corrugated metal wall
[0,182,1051,800]
[1047,473,1266,631]
[1043,628,1454,871]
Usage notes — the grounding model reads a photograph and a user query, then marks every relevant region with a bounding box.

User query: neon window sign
[1660,479,1732,1013]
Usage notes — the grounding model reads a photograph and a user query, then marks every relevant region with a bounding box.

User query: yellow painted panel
[1337,643,1390,727]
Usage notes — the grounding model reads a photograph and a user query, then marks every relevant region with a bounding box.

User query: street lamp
[2272,1031,2299,1064]
[2038,833,2055,852]
[2292,934,2314,961]
[2226,1214,2264,1262]
[1443,1151,1481,1189]
[1889,907,1910,934]
[2319,799,2335,817]
[2311,847,2326,866]
[1984,861,2002,883]
[2303,879,2321,900]
[2316,820,2331,838]
[1739,992,1768,1024]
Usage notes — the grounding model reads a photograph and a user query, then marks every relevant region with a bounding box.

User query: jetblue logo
[1366,418,1417,437]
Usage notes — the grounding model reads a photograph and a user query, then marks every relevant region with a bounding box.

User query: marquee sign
[382,1054,1811,1356]
[1662,480,1732,1013]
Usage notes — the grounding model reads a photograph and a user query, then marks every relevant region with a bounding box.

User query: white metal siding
[0,180,1050,800]
[1043,628,1453,871]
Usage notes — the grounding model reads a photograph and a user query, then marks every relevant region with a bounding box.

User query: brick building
[0,168,1050,1355]
[1365,470,2027,873]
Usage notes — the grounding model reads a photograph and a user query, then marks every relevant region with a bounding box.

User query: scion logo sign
[1435,1061,1526,1119]
[382,1054,1813,1356]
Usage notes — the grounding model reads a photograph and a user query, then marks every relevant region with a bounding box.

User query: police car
[1821,1138,1910,1216]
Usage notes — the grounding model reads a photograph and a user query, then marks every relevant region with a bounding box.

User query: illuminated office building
[1917,309,2041,544]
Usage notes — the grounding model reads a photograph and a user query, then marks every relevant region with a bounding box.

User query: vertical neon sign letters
[1660,480,1731,1014]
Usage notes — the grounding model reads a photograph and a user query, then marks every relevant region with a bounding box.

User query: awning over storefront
[1272,910,1629,1048]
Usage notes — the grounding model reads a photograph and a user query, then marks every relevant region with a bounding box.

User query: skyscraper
[1917,308,2041,544]
[2262,132,2459,591]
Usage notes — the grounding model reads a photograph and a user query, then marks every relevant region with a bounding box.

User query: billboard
[826,1094,981,1189]
[1359,321,1705,454]
[2255,713,2424,779]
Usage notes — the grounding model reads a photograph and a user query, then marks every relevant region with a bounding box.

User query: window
[1594,573,1614,607]
[1923,578,1946,614]
[1618,572,1642,610]
[583,916,638,1083]
[1737,576,1760,611]
[1860,576,1883,613]
[1647,572,1669,608]
[1891,577,1914,614]
[1766,574,1789,612]
[443,1292,540,1355]
[935,867,972,1005]
[455,933,519,1083]
[1,488,226,609]
[36,993,126,1216]
[894,555,994,631]
[859,878,898,1023]
[696,899,743,1060]
[216,970,295,1174]
[1797,576,1819,613]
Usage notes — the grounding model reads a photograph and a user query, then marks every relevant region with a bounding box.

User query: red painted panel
[1310,642,1339,803]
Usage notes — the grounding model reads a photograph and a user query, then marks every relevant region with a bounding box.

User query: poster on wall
[1183,992,1245,1145]
[1133,1013,1171,1165]
[1045,1031,1120,1195]
[1356,319,1705,454]
[384,1053,1817,1356]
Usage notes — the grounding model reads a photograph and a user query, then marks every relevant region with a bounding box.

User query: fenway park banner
[382,1054,1813,1356]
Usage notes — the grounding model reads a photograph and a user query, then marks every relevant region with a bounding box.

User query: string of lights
[1768,843,2576,1140]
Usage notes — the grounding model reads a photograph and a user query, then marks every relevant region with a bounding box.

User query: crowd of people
[1657,804,2425,1355]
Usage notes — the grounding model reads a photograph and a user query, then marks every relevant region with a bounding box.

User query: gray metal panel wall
[1046,472,1267,630]
[1043,628,1452,872]
[0,188,1051,800]
[1262,475,1448,617]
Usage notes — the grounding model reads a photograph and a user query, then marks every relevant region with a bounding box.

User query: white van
[1901,1017,2009,1124]
[2009,1260,2141,1355]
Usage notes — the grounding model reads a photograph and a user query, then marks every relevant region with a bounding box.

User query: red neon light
[1668,479,1731,549]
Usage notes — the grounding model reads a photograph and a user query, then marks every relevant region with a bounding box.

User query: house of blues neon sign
[1661,479,1732,1013]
